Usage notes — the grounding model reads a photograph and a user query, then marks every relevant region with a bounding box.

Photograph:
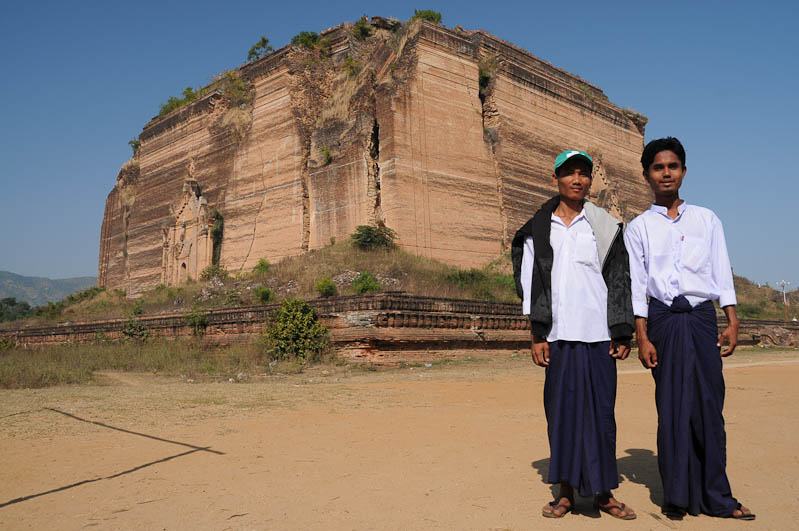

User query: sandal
[595,498,636,520]
[729,503,755,521]
[542,496,573,518]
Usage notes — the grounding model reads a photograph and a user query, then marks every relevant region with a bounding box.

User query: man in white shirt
[624,137,754,520]
[511,150,636,520]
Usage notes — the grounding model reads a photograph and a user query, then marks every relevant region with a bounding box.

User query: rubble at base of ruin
[98,18,652,295]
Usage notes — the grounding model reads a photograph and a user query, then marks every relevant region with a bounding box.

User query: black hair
[641,137,686,172]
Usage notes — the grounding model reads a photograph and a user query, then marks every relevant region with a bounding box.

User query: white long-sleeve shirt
[521,210,611,342]
[623,202,736,319]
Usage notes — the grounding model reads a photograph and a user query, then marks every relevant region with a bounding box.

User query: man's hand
[531,335,550,367]
[635,316,657,369]
[610,339,631,359]
[638,339,658,368]
[719,305,739,357]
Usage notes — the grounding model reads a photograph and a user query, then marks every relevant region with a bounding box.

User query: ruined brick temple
[98,17,652,295]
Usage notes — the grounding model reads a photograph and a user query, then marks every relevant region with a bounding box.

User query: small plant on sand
[263,299,329,362]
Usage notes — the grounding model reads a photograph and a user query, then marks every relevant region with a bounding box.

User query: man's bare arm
[719,305,739,357]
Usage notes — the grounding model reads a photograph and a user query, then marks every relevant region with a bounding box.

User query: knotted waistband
[649,295,714,314]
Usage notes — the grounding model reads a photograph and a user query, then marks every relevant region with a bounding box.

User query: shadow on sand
[531,448,663,517]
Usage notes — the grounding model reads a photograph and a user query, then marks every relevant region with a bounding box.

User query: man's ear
[551,172,558,187]
[642,169,649,182]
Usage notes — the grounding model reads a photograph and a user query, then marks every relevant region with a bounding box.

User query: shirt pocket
[681,236,711,274]
[573,232,600,270]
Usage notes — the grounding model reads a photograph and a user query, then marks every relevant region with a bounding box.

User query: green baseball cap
[554,150,593,174]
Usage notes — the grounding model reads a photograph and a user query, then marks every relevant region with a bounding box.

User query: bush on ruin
[314,277,338,298]
[351,222,397,251]
[263,298,329,362]
[411,9,442,24]
[352,272,381,294]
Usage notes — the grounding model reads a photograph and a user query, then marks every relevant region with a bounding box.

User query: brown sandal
[542,497,573,518]
[595,499,636,520]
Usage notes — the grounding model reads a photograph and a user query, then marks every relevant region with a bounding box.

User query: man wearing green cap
[512,150,636,519]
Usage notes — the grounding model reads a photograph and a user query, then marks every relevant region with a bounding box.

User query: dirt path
[1,349,796,530]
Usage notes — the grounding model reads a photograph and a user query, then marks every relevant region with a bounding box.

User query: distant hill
[0,271,97,306]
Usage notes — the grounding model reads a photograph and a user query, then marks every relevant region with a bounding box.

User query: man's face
[644,150,686,195]
[552,158,592,202]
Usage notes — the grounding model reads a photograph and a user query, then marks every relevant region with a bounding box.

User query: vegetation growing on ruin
[478,55,498,97]
[351,222,397,250]
[411,9,442,24]
[342,56,362,77]
[291,31,332,53]
[352,271,381,294]
[314,277,338,297]
[247,35,274,61]
[318,146,333,165]
[158,86,212,117]
[351,16,372,40]
[262,298,329,362]
[4,243,795,330]
[210,208,224,265]
[128,138,141,155]
[252,259,271,275]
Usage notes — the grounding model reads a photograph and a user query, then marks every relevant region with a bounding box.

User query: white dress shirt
[623,202,736,318]
[521,210,611,342]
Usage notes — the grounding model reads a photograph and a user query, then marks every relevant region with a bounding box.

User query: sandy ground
[1,348,797,530]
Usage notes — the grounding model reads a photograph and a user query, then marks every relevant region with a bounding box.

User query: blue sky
[1,0,797,291]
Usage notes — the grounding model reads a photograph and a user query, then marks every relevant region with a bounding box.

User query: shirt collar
[649,201,687,219]
[551,208,587,226]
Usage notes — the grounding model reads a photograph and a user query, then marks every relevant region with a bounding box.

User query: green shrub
[412,9,442,24]
[343,56,362,77]
[184,308,208,336]
[314,277,338,297]
[213,70,251,108]
[131,300,144,316]
[121,318,149,342]
[319,146,332,165]
[201,264,228,281]
[352,16,372,39]
[65,286,105,305]
[34,301,64,320]
[0,297,32,322]
[128,138,141,154]
[247,35,274,61]
[252,258,271,275]
[254,286,273,304]
[263,298,329,361]
[446,268,486,286]
[737,302,764,318]
[158,85,210,117]
[0,337,16,352]
[352,272,381,293]
[209,208,224,265]
[291,31,320,48]
[351,222,397,250]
